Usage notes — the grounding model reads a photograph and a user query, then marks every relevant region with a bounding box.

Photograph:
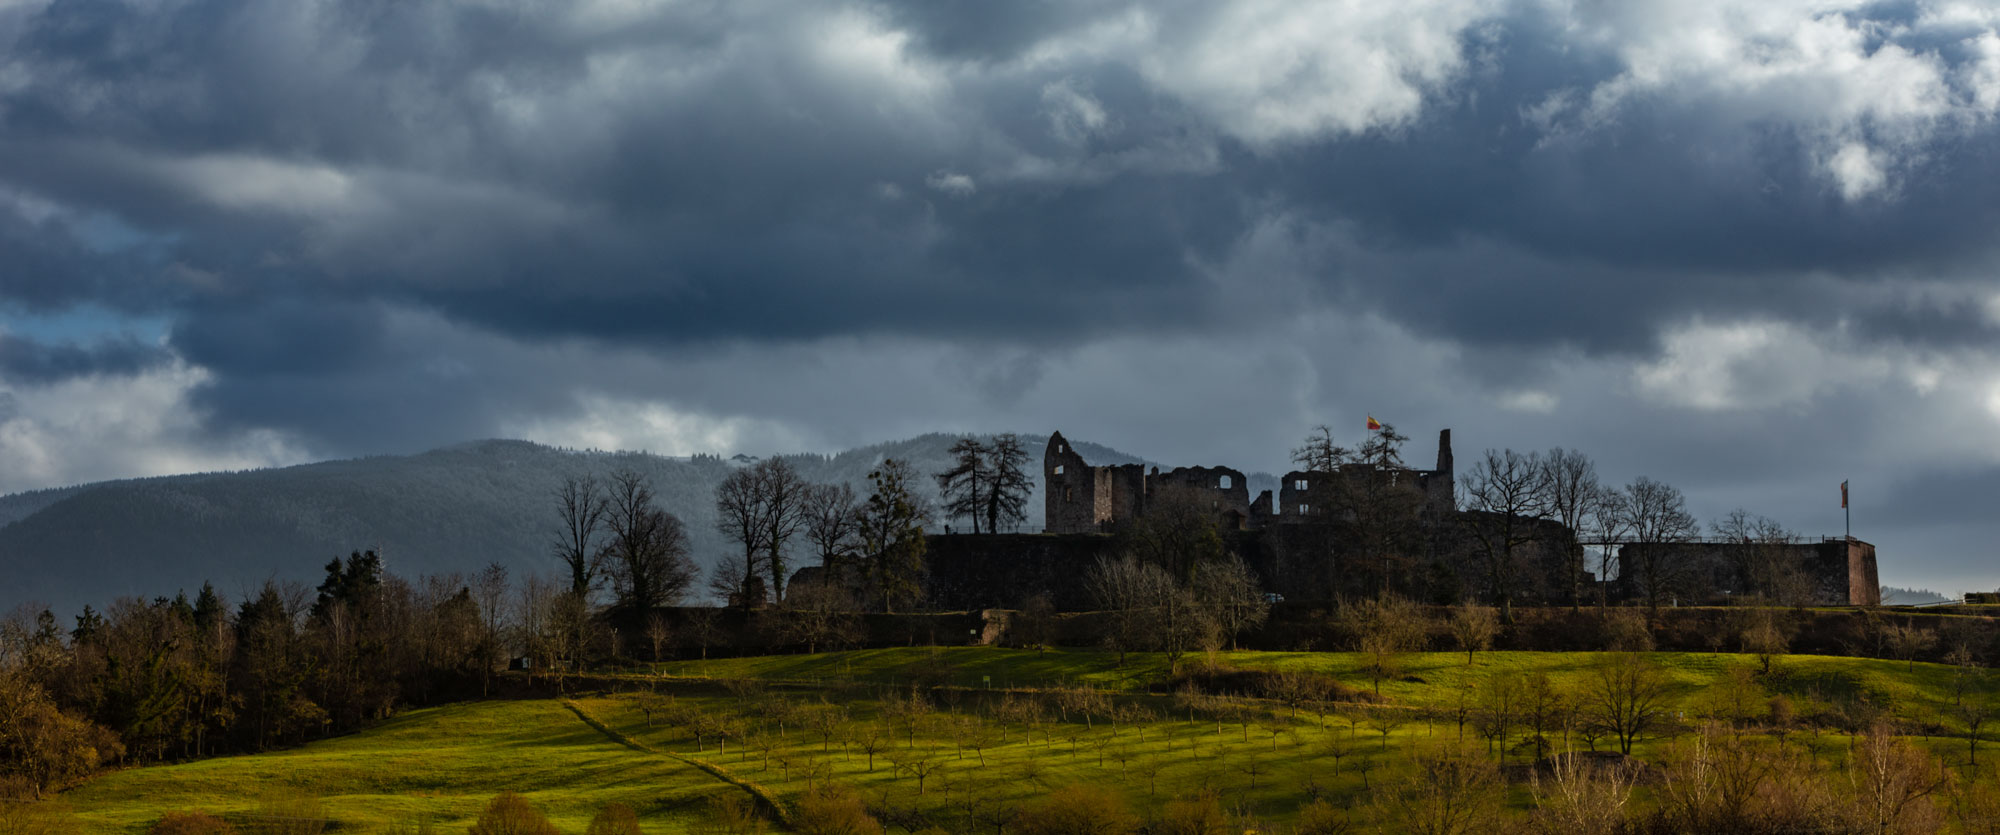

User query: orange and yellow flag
[1366,416,1382,431]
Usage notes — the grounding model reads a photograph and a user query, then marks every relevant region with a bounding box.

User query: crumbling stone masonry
[1042,429,1457,534]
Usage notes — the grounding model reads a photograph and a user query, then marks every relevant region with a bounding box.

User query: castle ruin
[1042,429,1456,534]
[1027,428,1879,608]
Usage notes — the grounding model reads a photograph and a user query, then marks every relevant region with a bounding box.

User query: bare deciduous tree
[1540,448,1599,612]
[1584,653,1673,755]
[753,459,810,604]
[1372,745,1501,835]
[1191,556,1268,651]
[1462,448,1549,623]
[1618,477,1699,614]
[472,561,509,694]
[1344,595,1428,696]
[1084,555,1209,666]
[644,612,672,663]
[803,482,861,585]
[552,475,608,598]
[716,467,771,608]
[1449,604,1498,666]
[1583,486,1629,612]
[1848,722,1947,834]
[1528,745,1634,835]
[604,470,697,615]
[1711,509,1809,605]
[778,580,858,655]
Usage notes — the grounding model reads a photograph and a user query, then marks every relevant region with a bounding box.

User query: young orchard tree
[1618,477,1699,614]
[1450,603,1499,666]
[935,437,990,534]
[552,475,609,598]
[859,459,930,613]
[1462,448,1550,623]
[1344,594,1428,696]
[1540,448,1600,611]
[1584,654,1673,755]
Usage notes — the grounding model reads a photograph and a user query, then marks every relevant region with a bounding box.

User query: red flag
[1366,416,1382,431]
[1841,480,1848,509]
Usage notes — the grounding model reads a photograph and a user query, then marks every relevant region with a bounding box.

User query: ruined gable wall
[1043,433,1100,534]
[1104,464,1147,527]
[1155,465,1254,528]
[1276,471,1315,521]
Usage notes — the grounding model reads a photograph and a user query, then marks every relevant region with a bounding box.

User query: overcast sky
[2,0,1998,593]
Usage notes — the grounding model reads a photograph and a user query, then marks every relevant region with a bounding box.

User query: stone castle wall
[1613,539,1881,606]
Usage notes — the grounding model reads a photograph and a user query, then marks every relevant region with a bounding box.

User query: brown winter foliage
[585,803,643,835]
[793,783,884,835]
[466,793,560,835]
[147,811,236,835]
[1015,784,1139,835]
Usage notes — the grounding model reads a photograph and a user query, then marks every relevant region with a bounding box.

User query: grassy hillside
[64,698,743,833]
[60,647,1997,832]
[649,646,1989,730]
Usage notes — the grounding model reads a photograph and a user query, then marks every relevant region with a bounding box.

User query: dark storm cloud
[6,0,1997,368]
[1,0,1999,528]
[0,333,170,384]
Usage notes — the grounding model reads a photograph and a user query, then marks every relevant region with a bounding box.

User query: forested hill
[0,434,1153,619]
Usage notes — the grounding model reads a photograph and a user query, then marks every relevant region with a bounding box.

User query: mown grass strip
[561,698,794,829]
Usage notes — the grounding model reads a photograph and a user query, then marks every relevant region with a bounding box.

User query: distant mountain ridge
[0,433,1162,618]
[1880,586,1955,605]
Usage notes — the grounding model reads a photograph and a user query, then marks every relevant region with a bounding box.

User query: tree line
[0,552,511,797]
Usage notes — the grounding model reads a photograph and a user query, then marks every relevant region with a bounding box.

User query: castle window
[1065,488,1073,502]
[1298,504,1309,514]
[1219,475,1232,488]
[1294,479,1308,490]
[1054,465,1064,475]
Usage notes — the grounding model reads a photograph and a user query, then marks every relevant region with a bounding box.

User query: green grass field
[60,647,2000,833]
[650,646,1987,728]
[62,699,747,833]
